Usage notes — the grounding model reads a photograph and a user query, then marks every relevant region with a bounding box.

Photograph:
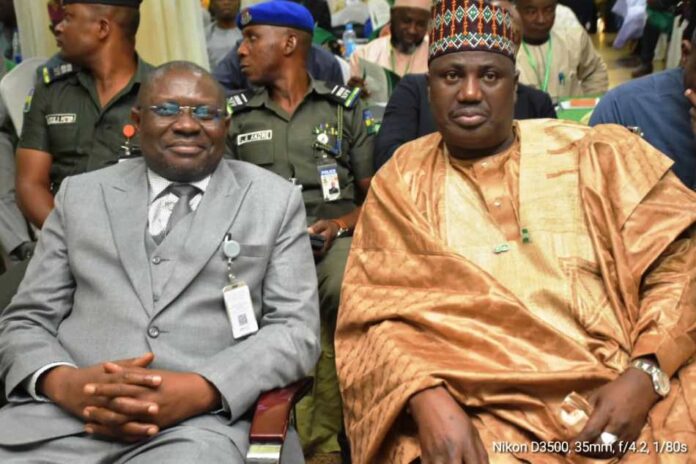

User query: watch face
[653,371,671,396]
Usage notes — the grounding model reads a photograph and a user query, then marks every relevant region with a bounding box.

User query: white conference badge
[221,234,258,339]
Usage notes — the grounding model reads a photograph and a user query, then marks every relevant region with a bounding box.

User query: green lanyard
[390,44,415,76]
[522,36,553,93]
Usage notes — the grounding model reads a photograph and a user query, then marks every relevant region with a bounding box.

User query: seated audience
[349,0,430,78]
[590,25,696,190]
[205,0,242,70]
[0,61,319,463]
[516,0,608,100]
[225,2,374,458]
[631,0,681,78]
[336,0,696,462]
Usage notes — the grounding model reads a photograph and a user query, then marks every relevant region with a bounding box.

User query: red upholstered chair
[245,378,313,464]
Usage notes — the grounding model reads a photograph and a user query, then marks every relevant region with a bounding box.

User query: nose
[238,40,249,57]
[406,22,418,36]
[55,19,65,35]
[171,109,202,134]
[532,11,547,25]
[456,75,483,102]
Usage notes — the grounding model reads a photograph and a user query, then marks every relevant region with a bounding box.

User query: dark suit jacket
[213,43,344,95]
[374,73,558,169]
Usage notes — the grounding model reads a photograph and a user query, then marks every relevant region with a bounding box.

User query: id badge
[222,283,259,339]
[317,160,341,202]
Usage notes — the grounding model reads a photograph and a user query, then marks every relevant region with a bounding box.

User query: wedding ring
[600,431,619,446]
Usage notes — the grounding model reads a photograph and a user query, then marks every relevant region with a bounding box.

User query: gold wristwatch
[631,359,670,397]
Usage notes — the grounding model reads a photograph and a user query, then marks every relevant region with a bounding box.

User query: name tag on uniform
[237,130,272,146]
[46,113,77,125]
[223,283,259,339]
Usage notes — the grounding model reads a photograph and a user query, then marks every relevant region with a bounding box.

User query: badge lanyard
[390,44,416,76]
[522,36,553,93]
[314,106,345,202]
[221,234,259,339]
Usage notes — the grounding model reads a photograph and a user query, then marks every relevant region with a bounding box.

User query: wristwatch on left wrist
[631,359,671,397]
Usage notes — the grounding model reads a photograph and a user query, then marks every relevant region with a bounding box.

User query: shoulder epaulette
[226,90,255,115]
[40,62,77,85]
[326,84,361,109]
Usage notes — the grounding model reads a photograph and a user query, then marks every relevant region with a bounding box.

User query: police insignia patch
[240,9,252,26]
[23,88,35,113]
[363,109,377,135]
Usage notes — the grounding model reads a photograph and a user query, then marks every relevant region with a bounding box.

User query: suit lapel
[154,160,251,314]
[101,160,155,315]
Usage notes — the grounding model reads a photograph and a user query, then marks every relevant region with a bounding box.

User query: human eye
[151,102,180,117]
[192,105,219,121]
[443,70,459,82]
[482,70,499,82]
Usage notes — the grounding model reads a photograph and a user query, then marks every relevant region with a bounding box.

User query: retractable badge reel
[119,124,139,161]
[222,234,258,339]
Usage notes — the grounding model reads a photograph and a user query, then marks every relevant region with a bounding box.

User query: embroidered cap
[429,0,518,63]
[236,1,315,34]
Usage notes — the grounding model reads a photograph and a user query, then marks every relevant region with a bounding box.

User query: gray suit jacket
[0,158,320,447]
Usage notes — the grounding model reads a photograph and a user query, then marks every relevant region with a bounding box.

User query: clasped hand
[41,353,218,443]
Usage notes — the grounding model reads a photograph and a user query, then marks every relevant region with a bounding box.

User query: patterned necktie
[155,183,200,244]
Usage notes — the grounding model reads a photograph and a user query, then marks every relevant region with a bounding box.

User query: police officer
[15,0,152,229]
[226,1,375,458]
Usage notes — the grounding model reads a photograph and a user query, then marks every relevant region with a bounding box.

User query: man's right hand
[409,386,489,464]
[38,353,159,441]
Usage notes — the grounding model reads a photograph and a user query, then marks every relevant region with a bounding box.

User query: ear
[681,40,692,68]
[97,17,111,40]
[284,32,298,56]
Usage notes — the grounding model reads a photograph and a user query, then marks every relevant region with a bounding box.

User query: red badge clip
[120,124,137,158]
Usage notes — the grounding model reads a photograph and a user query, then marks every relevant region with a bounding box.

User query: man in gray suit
[0,61,320,463]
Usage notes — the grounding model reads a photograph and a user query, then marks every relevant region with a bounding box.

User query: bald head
[137,61,227,109]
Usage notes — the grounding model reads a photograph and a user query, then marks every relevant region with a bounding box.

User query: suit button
[153,294,160,302]
[152,256,162,265]
[148,326,160,338]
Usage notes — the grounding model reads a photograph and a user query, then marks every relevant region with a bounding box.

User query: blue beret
[237,1,315,34]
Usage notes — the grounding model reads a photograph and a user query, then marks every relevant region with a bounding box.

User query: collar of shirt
[146,169,211,237]
[147,169,210,203]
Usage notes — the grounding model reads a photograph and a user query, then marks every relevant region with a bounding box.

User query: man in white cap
[349,0,431,78]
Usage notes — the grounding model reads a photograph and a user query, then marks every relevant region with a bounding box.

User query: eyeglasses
[148,102,227,121]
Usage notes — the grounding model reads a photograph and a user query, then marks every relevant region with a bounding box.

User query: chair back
[0,57,46,135]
